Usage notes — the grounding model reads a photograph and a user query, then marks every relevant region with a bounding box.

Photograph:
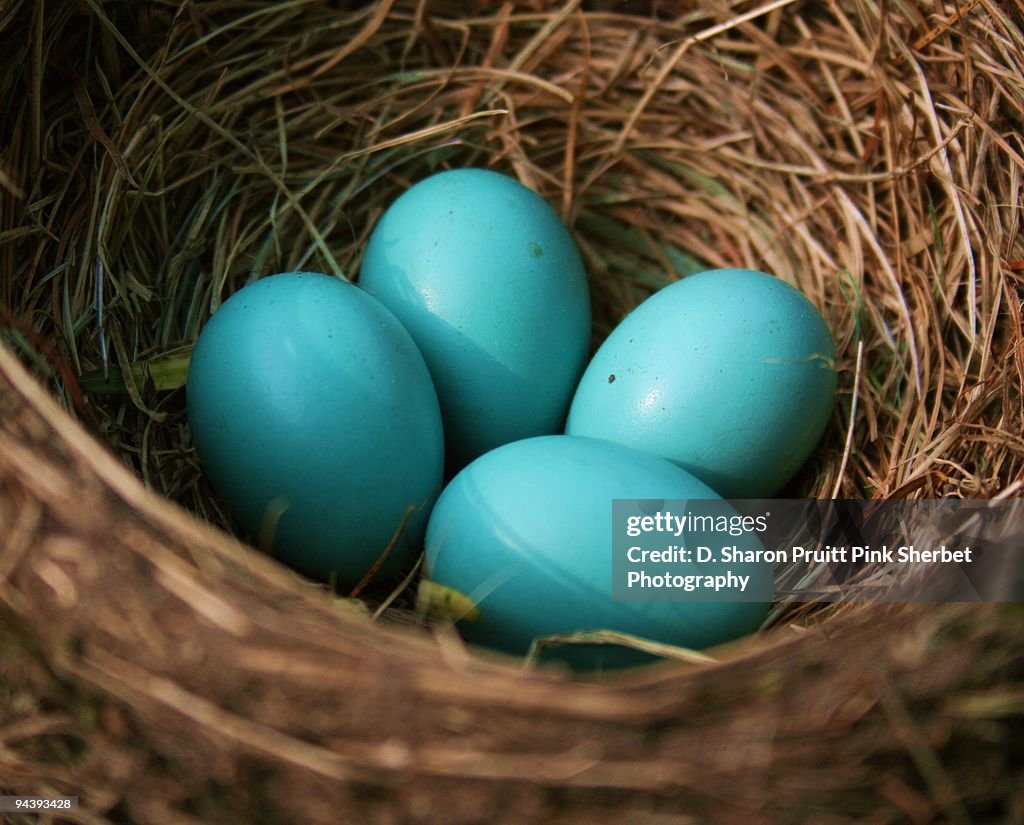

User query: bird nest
[0,1,1021,822]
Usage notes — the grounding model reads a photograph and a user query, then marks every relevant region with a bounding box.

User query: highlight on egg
[359,168,592,469]
[566,268,837,498]
[186,271,444,584]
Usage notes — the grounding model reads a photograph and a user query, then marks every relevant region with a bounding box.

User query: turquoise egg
[424,435,771,669]
[566,269,836,498]
[359,168,591,469]
[186,272,444,583]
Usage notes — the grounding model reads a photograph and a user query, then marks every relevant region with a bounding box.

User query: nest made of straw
[1,1,1022,823]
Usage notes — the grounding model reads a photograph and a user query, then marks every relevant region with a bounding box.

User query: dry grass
[0,0,1022,822]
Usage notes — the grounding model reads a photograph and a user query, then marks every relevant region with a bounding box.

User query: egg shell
[566,269,836,498]
[186,272,444,583]
[424,435,771,669]
[359,168,591,469]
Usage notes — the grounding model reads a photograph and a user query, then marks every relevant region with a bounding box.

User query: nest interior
[0,1,1022,823]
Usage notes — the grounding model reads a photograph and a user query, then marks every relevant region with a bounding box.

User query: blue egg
[359,168,591,468]
[567,269,836,498]
[186,272,444,583]
[424,435,771,669]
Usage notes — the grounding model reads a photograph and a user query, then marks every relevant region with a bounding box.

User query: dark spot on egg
[608,374,616,383]
[529,242,543,258]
